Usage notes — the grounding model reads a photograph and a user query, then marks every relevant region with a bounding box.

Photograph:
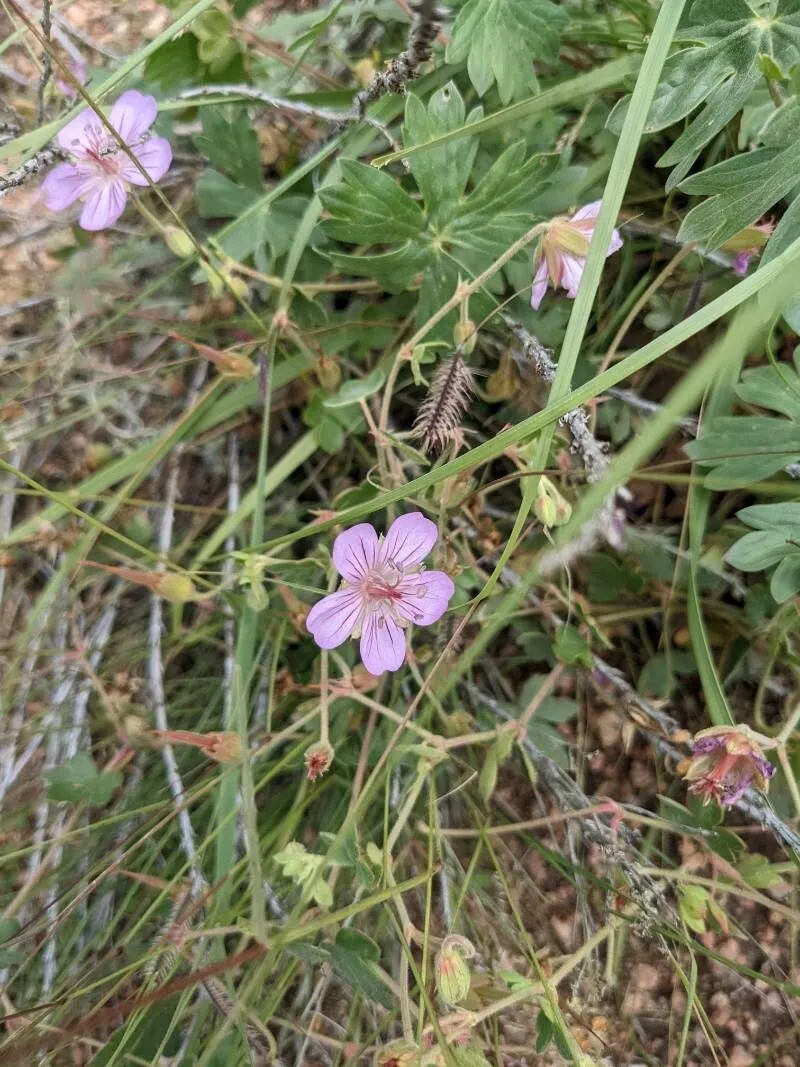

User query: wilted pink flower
[306,512,455,676]
[55,57,88,99]
[41,90,172,231]
[531,200,623,310]
[682,724,775,807]
[725,220,775,277]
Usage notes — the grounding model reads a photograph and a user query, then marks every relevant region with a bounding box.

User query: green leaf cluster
[320,82,556,335]
[445,0,567,104]
[726,502,800,602]
[685,347,800,487]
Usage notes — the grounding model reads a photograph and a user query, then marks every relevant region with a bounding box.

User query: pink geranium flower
[531,200,623,310]
[306,512,455,676]
[41,90,172,231]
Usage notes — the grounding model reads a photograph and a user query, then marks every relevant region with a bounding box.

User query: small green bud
[158,574,198,603]
[534,476,572,528]
[453,319,477,354]
[164,226,195,259]
[314,355,342,392]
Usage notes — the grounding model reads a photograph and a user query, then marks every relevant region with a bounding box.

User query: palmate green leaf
[194,109,263,191]
[737,502,800,530]
[321,83,556,335]
[725,530,796,571]
[445,0,567,104]
[728,501,800,602]
[684,415,800,487]
[678,143,800,247]
[608,0,800,188]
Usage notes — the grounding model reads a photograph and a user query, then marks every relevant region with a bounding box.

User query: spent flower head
[721,220,775,276]
[304,740,335,782]
[306,512,455,676]
[531,200,622,310]
[682,724,775,807]
[41,90,171,231]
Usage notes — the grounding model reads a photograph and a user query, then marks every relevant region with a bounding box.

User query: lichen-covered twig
[0,148,59,201]
[353,0,442,116]
[506,320,625,572]
[177,84,397,150]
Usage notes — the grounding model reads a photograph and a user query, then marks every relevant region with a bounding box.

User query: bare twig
[35,0,53,123]
[148,363,208,896]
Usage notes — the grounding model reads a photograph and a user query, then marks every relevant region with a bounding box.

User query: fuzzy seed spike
[412,354,474,455]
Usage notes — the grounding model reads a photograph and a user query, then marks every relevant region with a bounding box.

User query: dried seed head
[412,355,474,455]
[304,740,335,781]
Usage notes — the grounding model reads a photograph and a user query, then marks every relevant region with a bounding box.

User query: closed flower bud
[435,935,474,1005]
[534,476,572,528]
[82,562,199,602]
[164,226,195,259]
[453,319,477,355]
[149,730,243,763]
[157,574,198,603]
[315,355,342,392]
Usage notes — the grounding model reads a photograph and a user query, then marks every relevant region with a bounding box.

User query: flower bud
[453,319,477,355]
[158,574,198,604]
[314,355,342,392]
[534,476,572,528]
[435,935,474,1005]
[164,226,195,259]
[149,730,243,763]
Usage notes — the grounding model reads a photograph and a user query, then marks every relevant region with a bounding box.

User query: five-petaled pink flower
[682,724,775,807]
[41,90,172,231]
[306,512,455,676]
[531,200,623,310]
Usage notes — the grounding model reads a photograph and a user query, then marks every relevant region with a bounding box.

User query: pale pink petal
[56,107,103,154]
[570,200,602,223]
[396,570,454,626]
[360,608,406,675]
[531,257,549,310]
[332,523,379,581]
[380,512,437,569]
[40,163,93,210]
[606,228,623,256]
[307,587,363,649]
[561,254,586,299]
[110,90,158,142]
[121,137,172,185]
[78,178,127,230]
